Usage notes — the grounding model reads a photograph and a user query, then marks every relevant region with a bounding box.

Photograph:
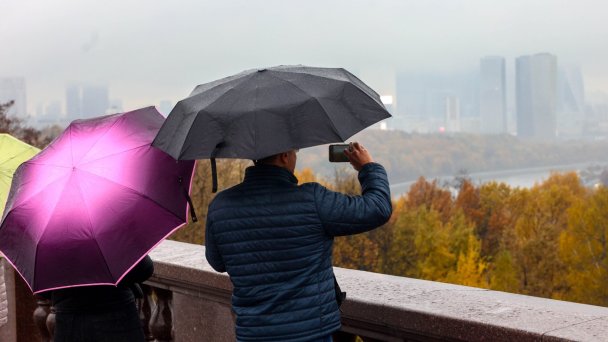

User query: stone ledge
[148,240,608,342]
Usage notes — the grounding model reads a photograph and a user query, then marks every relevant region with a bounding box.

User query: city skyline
[3,51,608,140]
[1,0,607,116]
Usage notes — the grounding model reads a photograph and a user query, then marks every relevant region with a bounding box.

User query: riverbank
[389,161,608,197]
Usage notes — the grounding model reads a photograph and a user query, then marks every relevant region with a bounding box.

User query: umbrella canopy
[152,65,391,161]
[0,134,39,216]
[0,106,196,293]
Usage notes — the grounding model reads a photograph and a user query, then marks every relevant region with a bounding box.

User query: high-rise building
[395,71,478,133]
[557,66,585,136]
[479,56,507,134]
[445,95,460,132]
[516,53,558,139]
[0,77,27,116]
[65,84,82,120]
[359,68,397,130]
[81,85,109,118]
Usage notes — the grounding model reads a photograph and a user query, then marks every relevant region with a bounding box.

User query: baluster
[150,288,173,342]
[33,295,52,342]
[138,284,155,341]
[46,307,56,341]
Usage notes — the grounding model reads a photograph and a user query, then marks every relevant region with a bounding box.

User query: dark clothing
[205,163,392,342]
[50,255,154,313]
[53,304,144,342]
[46,256,154,342]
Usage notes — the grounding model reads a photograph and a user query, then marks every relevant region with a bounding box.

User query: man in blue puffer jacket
[205,142,392,342]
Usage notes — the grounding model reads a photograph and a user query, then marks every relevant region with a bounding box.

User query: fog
[1,0,607,114]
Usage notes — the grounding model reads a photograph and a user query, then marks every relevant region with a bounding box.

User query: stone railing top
[149,240,608,342]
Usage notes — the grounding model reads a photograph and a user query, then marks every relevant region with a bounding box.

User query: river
[389,162,608,198]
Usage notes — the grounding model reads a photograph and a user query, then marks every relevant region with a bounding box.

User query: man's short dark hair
[253,154,280,166]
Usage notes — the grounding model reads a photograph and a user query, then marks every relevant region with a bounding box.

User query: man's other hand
[343,142,373,172]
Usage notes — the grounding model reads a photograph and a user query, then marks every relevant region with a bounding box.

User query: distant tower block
[516,53,558,139]
[445,95,461,132]
[480,56,507,134]
[0,77,27,116]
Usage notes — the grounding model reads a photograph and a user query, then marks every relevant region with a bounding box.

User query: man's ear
[278,152,290,166]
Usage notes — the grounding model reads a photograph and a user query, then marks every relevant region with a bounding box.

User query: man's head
[254,149,298,173]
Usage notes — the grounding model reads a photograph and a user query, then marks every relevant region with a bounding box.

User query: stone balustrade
[5,240,608,341]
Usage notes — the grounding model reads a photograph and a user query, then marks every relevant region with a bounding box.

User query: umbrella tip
[257,68,267,72]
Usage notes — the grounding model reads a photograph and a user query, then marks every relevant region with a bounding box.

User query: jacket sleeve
[205,217,226,273]
[315,162,392,237]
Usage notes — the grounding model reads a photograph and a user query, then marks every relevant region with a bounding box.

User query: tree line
[174,160,608,308]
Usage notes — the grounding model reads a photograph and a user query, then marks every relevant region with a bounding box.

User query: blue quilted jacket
[205,163,392,342]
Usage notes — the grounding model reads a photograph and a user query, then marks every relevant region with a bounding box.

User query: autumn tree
[0,101,59,148]
[404,177,453,223]
[559,187,608,306]
[329,167,382,271]
[169,159,251,244]
[506,173,585,298]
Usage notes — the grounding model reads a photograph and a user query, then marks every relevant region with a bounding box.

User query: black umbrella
[152,65,391,191]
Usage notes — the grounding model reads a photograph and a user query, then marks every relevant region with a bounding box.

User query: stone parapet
[147,240,608,342]
[12,239,608,341]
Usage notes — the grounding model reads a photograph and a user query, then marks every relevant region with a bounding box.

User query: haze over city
[1,0,608,127]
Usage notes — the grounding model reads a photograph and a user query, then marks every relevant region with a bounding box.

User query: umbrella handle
[211,158,218,193]
[179,177,198,223]
[210,142,224,193]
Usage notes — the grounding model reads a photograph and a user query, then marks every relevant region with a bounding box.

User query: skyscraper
[479,56,506,134]
[396,71,478,133]
[516,53,558,139]
[81,85,109,118]
[0,77,27,116]
[65,84,82,120]
[445,95,460,132]
[359,68,397,130]
[557,66,585,136]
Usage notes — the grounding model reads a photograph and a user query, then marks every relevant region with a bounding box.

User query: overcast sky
[2,0,607,114]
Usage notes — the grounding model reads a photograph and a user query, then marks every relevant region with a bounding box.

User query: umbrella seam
[76,145,151,167]
[265,73,346,140]
[181,74,258,159]
[156,100,191,159]
[273,67,382,102]
[188,68,254,97]
[75,167,186,223]
[0,148,39,167]
[31,171,78,290]
[77,114,128,164]
[272,68,351,84]
[273,67,381,102]
[73,171,116,281]
[2,163,71,212]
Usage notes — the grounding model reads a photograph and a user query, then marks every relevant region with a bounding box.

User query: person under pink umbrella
[0,106,196,341]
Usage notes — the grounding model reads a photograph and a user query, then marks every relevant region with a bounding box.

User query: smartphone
[329,144,350,163]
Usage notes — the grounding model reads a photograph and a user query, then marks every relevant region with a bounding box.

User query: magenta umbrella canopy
[0,106,195,294]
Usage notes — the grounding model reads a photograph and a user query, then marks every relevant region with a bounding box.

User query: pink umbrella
[0,106,196,294]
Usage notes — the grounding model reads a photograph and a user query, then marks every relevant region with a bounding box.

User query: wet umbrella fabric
[152,65,391,161]
[0,107,196,293]
[0,134,39,216]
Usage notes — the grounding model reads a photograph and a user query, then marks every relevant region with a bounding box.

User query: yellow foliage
[559,187,608,305]
[167,158,608,307]
[294,167,318,184]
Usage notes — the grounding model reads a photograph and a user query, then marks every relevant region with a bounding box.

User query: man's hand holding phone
[328,142,373,171]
